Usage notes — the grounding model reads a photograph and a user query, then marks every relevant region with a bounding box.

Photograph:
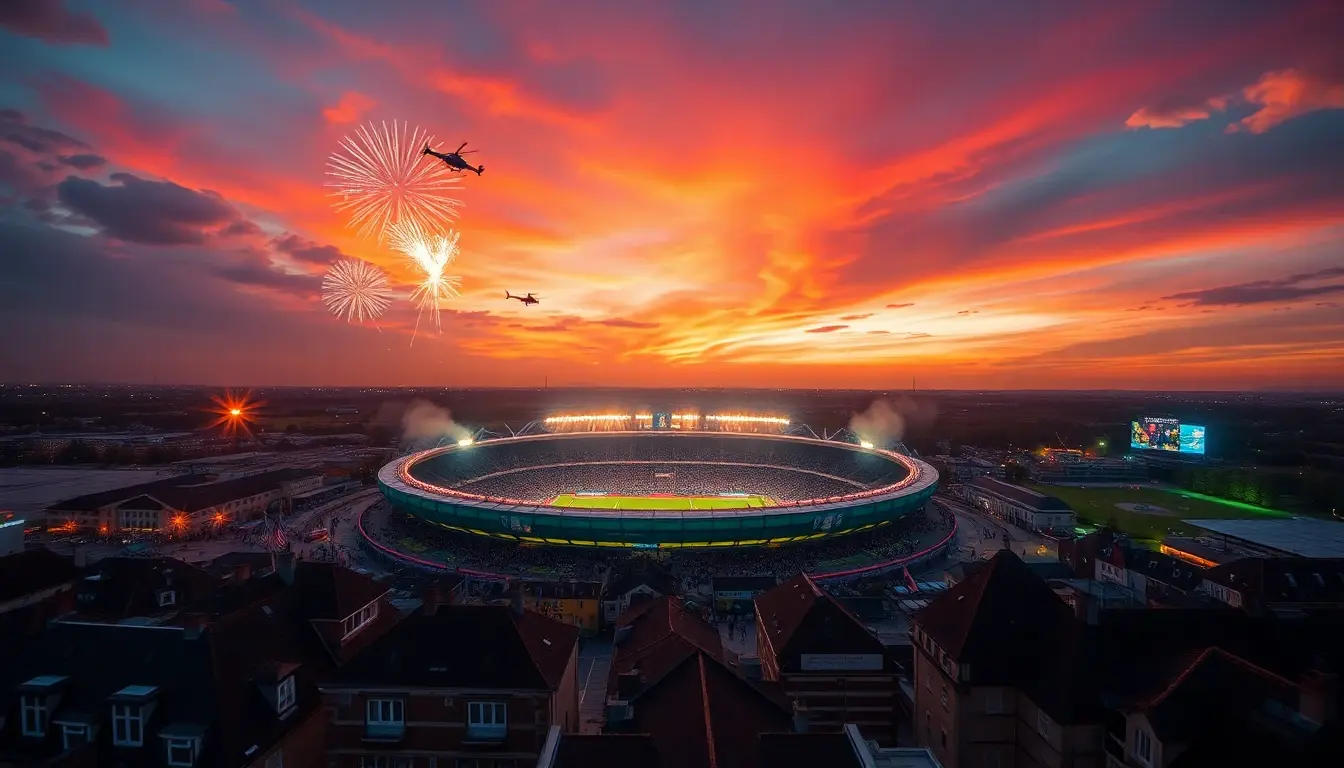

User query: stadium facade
[378,431,939,548]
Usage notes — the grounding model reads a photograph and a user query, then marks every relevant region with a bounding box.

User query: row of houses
[42,469,325,534]
[0,550,942,768]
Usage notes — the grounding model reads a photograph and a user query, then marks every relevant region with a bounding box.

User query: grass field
[549,493,776,511]
[1030,483,1291,541]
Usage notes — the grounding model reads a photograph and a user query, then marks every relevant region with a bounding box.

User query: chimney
[422,584,441,616]
[617,670,642,699]
[233,562,252,582]
[1300,671,1338,726]
[276,552,297,585]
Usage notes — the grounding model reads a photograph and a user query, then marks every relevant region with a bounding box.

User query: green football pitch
[549,493,776,510]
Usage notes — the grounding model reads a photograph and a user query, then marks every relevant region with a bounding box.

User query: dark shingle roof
[553,734,661,768]
[607,561,679,598]
[1121,547,1205,591]
[758,732,864,768]
[331,604,578,690]
[913,550,1074,684]
[755,574,887,670]
[46,469,318,515]
[1202,557,1344,604]
[971,476,1072,512]
[73,557,222,621]
[610,596,726,696]
[1132,647,1299,742]
[0,549,76,603]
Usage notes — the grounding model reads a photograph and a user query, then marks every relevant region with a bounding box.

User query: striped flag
[263,514,288,552]
[903,566,918,593]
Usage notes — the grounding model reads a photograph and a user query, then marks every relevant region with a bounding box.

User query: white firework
[322,260,394,324]
[387,220,462,339]
[326,120,463,241]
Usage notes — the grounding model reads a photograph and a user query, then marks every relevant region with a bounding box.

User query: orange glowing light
[208,390,263,437]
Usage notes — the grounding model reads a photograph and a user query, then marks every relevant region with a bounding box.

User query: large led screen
[1130,418,1206,454]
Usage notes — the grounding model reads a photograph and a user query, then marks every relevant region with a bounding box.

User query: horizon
[2,2,1343,388]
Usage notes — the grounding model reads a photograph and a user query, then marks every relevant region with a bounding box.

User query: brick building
[605,596,792,767]
[753,574,900,744]
[911,550,1343,768]
[320,598,581,768]
[0,556,393,768]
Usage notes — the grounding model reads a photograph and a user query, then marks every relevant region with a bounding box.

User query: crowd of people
[409,434,910,503]
[365,499,955,585]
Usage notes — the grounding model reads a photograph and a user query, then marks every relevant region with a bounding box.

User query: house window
[342,601,379,639]
[1135,728,1152,765]
[165,737,198,767]
[112,704,144,746]
[1036,709,1049,738]
[20,695,48,737]
[366,698,404,739]
[276,676,296,715]
[159,590,177,607]
[467,701,507,741]
[61,724,89,750]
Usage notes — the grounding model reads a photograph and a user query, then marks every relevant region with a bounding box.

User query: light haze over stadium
[378,412,939,549]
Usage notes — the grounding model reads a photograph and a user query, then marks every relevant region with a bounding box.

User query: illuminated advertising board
[1130,418,1206,455]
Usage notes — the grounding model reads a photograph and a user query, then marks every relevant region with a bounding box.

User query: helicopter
[506,292,539,306]
[422,142,484,175]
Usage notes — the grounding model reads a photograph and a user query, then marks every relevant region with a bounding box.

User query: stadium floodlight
[860,440,875,449]
[457,438,474,447]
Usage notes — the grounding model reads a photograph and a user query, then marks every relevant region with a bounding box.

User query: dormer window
[20,695,48,737]
[160,723,207,767]
[341,601,379,639]
[277,676,296,717]
[159,589,177,607]
[165,737,198,766]
[113,703,144,746]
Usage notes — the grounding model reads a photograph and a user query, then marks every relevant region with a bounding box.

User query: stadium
[377,419,939,549]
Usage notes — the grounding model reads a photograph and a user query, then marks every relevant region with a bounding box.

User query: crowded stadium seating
[406,434,909,503]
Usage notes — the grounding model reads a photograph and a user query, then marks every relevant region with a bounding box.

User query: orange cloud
[1232,68,1344,134]
[322,92,375,124]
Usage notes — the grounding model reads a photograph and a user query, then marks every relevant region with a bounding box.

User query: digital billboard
[1130,418,1206,455]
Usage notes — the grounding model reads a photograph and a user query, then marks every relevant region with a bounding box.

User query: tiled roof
[1119,547,1205,591]
[610,596,726,696]
[1133,647,1299,742]
[331,604,578,690]
[46,469,318,515]
[73,557,223,621]
[755,574,888,671]
[0,549,76,603]
[615,650,791,768]
[970,476,1072,512]
[913,550,1074,684]
[552,734,661,768]
[519,580,604,600]
[1202,557,1344,604]
[757,732,864,768]
[607,561,679,598]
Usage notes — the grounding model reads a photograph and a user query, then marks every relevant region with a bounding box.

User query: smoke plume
[400,400,469,448]
[848,398,937,446]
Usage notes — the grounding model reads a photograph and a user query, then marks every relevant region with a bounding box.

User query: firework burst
[322,260,394,324]
[208,391,262,438]
[326,120,463,241]
[387,220,463,341]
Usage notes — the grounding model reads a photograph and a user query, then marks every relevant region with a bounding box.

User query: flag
[903,566,918,593]
[262,514,288,552]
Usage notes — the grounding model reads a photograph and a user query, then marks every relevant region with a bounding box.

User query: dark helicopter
[506,292,539,306]
[422,142,484,175]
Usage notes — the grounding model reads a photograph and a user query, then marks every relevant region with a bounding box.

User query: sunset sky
[2,0,1342,389]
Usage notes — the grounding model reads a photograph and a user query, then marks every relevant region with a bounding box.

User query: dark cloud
[56,173,246,245]
[210,259,320,299]
[1162,267,1344,306]
[221,220,264,238]
[270,233,344,264]
[956,309,979,316]
[840,313,873,321]
[886,303,914,309]
[593,317,659,329]
[0,0,109,46]
[805,325,848,333]
[0,110,86,155]
[57,153,105,170]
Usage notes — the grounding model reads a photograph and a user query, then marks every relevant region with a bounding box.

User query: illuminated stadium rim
[388,430,927,511]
